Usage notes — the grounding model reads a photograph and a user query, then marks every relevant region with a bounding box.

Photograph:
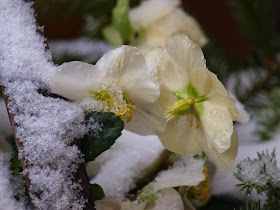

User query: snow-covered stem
[1,86,96,210]
[129,149,172,195]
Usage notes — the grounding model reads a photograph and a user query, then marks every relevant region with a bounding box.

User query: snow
[0,0,95,209]
[48,38,112,63]
[0,153,25,210]
[90,130,165,199]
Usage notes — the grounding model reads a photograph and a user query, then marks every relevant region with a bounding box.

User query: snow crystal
[89,130,165,199]
[0,0,95,209]
[154,156,205,190]
[0,153,25,210]
[48,38,112,63]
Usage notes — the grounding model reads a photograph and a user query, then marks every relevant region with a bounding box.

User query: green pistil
[165,83,207,122]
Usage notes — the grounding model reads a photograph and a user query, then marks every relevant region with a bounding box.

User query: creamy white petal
[145,188,184,210]
[129,0,180,31]
[49,61,101,102]
[145,47,185,90]
[158,116,202,156]
[125,102,166,136]
[146,8,207,48]
[166,33,206,70]
[198,101,233,153]
[189,67,212,96]
[96,46,160,104]
[157,86,178,111]
[196,128,238,170]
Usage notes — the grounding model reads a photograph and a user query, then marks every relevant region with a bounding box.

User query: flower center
[164,83,207,128]
[89,88,136,123]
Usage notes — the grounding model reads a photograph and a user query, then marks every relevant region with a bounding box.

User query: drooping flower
[49,45,160,135]
[145,33,239,170]
[129,0,207,53]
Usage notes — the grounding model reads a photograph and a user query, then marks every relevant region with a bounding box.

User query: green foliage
[79,112,124,162]
[112,0,134,42]
[90,183,105,201]
[255,87,280,141]
[234,149,279,209]
[234,200,261,210]
[229,0,277,59]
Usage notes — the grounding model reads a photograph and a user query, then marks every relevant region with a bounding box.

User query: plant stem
[129,149,172,195]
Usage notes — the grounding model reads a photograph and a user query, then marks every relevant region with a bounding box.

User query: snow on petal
[153,156,205,190]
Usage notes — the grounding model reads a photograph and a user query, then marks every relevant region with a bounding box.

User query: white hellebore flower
[129,0,207,53]
[145,33,239,170]
[49,46,160,134]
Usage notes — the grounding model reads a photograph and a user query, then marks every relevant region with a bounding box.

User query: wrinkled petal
[166,33,206,70]
[129,0,180,31]
[125,102,166,135]
[145,47,185,90]
[158,116,203,156]
[145,188,184,210]
[96,46,160,104]
[198,101,233,153]
[49,61,101,102]
[196,128,238,170]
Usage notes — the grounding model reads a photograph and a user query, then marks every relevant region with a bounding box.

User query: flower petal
[145,47,185,91]
[166,33,206,70]
[147,8,207,48]
[96,46,160,104]
[158,116,203,156]
[189,67,213,97]
[125,102,166,136]
[129,0,180,31]
[195,128,238,170]
[145,188,184,210]
[49,61,101,102]
[198,101,233,153]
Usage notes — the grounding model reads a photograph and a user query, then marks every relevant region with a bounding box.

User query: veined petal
[49,61,101,102]
[196,128,238,170]
[145,47,185,90]
[96,46,160,104]
[158,116,203,156]
[129,0,180,31]
[157,86,178,111]
[166,33,206,70]
[125,102,166,136]
[198,101,233,153]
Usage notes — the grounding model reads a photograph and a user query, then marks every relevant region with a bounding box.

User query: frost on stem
[0,0,95,209]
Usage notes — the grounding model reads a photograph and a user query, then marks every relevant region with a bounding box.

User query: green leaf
[102,25,123,47]
[90,183,105,201]
[80,112,124,162]
[112,0,133,42]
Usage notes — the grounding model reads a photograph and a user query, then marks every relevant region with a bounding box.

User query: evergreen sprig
[234,149,279,209]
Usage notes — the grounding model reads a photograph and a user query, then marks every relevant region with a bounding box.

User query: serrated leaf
[80,112,124,162]
[90,183,105,201]
[112,0,133,42]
